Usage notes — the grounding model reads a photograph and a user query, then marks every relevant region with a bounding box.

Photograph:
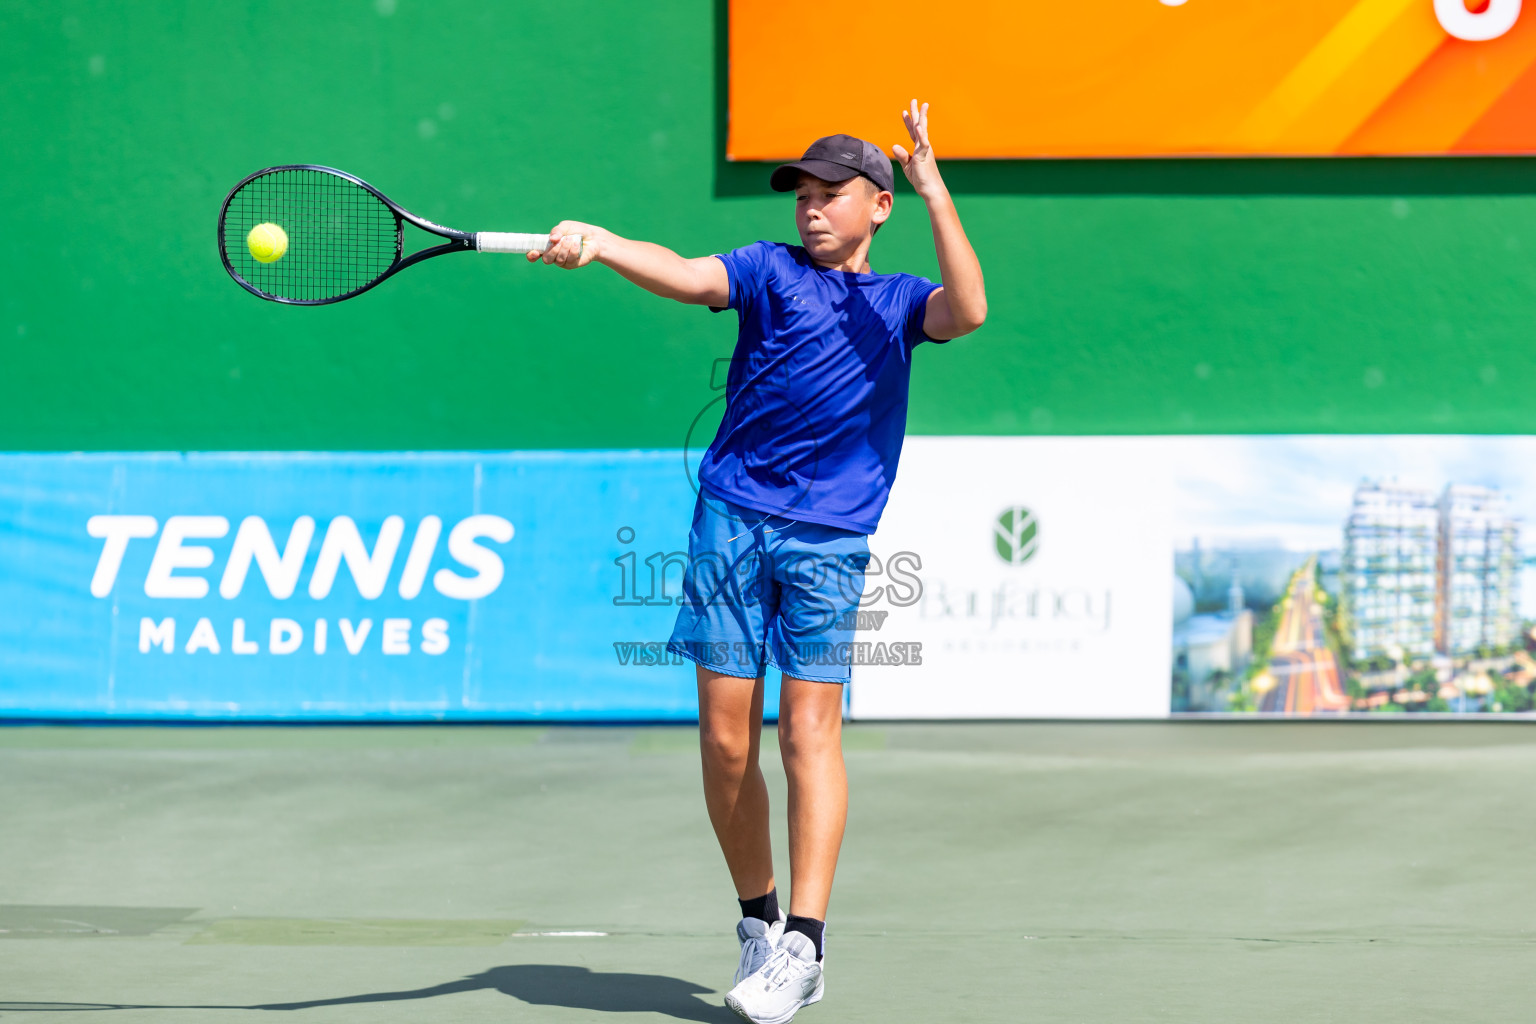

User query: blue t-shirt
[699,241,943,535]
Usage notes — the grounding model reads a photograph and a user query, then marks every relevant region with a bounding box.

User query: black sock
[784,915,824,961]
[737,888,779,925]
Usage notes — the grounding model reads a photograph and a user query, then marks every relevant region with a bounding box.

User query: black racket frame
[217,163,478,305]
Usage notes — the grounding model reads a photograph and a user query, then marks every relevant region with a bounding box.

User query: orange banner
[728,0,1536,158]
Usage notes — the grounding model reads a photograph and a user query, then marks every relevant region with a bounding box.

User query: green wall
[4,0,1535,451]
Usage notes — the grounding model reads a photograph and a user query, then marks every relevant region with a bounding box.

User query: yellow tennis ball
[247,223,289,264]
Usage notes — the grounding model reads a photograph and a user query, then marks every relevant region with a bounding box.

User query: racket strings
[221,168,399,303]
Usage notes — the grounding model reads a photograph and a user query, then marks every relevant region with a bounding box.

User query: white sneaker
[733,910,785,986]
[725,929,824,1024]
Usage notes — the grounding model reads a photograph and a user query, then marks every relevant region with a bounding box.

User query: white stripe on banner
[857,436,1536,720]
[856,437,1174,719]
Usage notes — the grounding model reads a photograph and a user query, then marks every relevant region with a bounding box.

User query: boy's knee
[699,718,755,773]
[777,706,840,761]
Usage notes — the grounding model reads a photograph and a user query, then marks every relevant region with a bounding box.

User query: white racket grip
[475,231,583,255]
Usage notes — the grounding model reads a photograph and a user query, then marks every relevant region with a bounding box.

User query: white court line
[510,930,609,937]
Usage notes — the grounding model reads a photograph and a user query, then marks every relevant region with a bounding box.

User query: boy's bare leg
[778,675,847,920]
[697,666,776,899]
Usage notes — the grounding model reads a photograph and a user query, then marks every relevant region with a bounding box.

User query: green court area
[3,722,1533,1022]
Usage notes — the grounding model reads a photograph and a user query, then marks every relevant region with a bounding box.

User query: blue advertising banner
[12,438,1533,721]
[0,452,734,721]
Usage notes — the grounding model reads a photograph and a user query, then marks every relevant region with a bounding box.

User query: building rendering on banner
[1341,483,1438,663]
[1173,573,1254,710]
[1436,485,1521,657]
[1342,481,1521,663]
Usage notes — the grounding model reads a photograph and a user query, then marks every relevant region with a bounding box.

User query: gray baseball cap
[770,134,894,193]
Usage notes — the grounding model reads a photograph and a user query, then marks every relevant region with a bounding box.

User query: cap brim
[770,159,862,192]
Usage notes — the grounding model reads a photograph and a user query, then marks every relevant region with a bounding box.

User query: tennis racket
[217,164,580,305]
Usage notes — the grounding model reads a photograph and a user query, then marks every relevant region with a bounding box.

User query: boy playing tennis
[534,101,985,1023]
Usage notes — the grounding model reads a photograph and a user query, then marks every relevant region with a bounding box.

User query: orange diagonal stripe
[1453,51,1536,152]
[1342,12,1536,154]
[1233,0,1446,153]
[1231,0,1421,147]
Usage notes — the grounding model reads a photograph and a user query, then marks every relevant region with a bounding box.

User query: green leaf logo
[994,507,1039,566]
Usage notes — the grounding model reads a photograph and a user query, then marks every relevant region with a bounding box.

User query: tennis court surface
[4,722,1532,1023]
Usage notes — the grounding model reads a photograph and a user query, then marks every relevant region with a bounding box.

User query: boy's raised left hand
[893,100,944,199]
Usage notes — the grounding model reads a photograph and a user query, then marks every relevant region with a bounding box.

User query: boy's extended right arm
[529,220,730,307]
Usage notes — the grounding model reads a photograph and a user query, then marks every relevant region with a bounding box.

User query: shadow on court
[0,964,738,1023]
